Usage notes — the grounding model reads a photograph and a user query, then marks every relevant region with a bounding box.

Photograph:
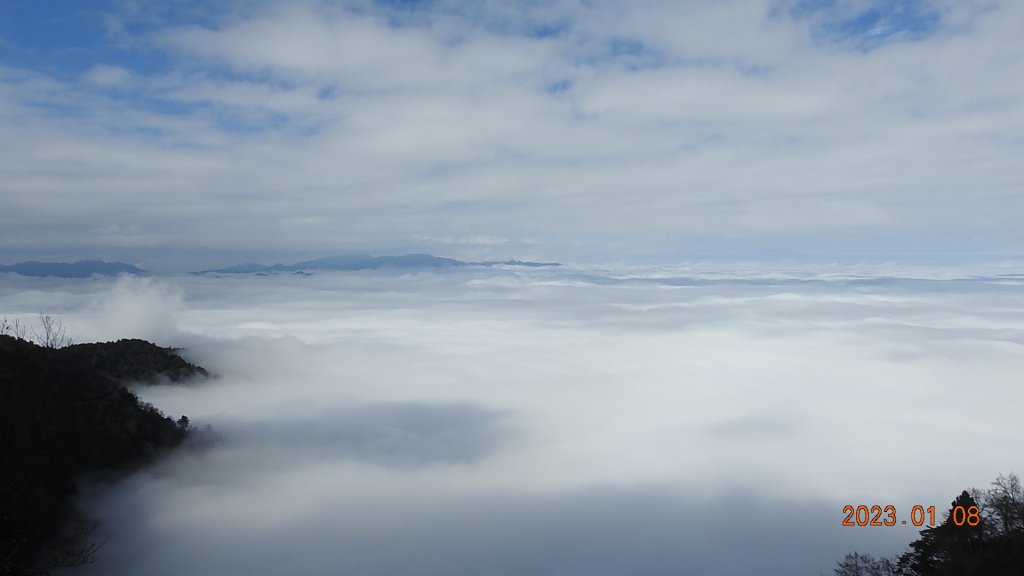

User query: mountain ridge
[0,335,206,574]
[0,260,145,278]
[195,253,561,274]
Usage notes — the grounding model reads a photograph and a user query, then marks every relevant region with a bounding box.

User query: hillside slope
[0,336,205,575]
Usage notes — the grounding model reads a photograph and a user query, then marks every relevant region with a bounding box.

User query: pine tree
[898,490,986,575]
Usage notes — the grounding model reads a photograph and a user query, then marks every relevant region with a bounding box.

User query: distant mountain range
[0,260,145,278]
[196,254,561,275]
[0,255,560,278]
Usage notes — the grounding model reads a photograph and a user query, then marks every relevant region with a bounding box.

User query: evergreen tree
[898,490,985,575]
[832,475,1024,575]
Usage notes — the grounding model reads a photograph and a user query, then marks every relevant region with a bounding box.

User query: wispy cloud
[1,1,1022,265]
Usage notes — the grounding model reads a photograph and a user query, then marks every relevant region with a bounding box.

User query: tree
[898,490,987,575]
[837,475,1024,576]
[0,335,201,575]
[0,316,27,339]
[833,552,898,576]
[983,473,1024,537]
[34,312,73,349]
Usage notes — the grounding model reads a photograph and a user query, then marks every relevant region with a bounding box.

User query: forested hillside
[0,335,207,575]
[834,475,1024,575]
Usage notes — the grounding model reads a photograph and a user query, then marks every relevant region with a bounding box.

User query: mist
[4,265,1022,575]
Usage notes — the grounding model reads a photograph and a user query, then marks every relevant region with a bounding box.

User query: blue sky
[793,0,945,48]
[1,0,1021,269]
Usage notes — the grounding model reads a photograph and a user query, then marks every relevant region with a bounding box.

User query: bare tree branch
[0,315,27,339]
[33,312,73,349]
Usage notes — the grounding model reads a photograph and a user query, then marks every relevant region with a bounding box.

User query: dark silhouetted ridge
[0,335,205,575]
[57,339,209,383]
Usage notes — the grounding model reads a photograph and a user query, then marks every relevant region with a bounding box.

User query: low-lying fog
[4,264,1022,575]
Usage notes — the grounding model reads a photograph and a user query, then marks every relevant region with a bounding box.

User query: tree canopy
[0,334,206,575]
[836,473,1024,576]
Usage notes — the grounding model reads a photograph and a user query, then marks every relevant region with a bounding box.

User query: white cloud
[0,1,1022,265]
[5,266,1018,574]
[88,277,186,344]
[83,64,134,87]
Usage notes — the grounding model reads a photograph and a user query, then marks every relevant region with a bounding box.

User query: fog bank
[3,266,1021,574]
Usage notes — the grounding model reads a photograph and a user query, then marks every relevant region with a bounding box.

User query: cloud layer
[3,265,1021,574]
[1,1,1023,266]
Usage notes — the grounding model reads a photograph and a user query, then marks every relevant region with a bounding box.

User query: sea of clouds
[3,264,1023,575]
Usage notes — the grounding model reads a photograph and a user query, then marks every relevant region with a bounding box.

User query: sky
[1,0,1022,269]
[1,267,1021,575]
